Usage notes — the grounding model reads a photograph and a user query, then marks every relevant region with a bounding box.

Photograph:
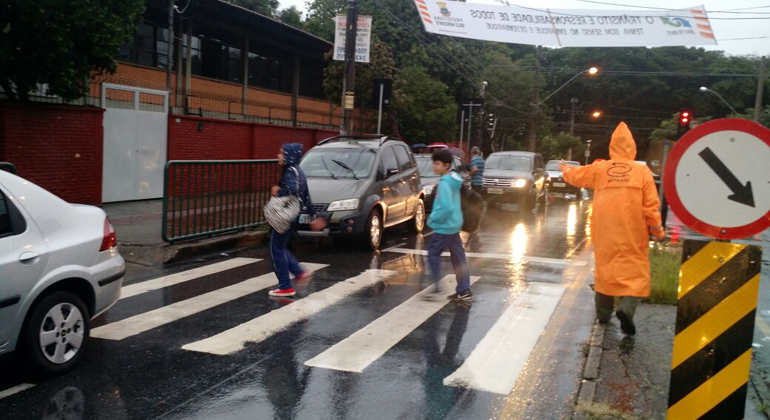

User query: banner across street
[412,0,717,47]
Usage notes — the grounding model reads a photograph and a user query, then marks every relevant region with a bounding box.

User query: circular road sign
[664,118,770,240]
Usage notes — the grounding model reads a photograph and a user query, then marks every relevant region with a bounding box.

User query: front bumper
[481,186,528,202]
[296,210,367,238]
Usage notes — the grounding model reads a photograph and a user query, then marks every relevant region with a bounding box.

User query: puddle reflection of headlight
[567,203,577,237]
[510,222,527,263]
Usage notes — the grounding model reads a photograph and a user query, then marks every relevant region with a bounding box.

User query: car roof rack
[317,134,395,146]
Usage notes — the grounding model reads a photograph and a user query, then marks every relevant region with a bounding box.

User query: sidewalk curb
[573,321,606,420]
[119,230,269,266]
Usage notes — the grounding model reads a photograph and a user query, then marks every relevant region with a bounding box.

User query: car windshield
[415,157,438,177]
[485,155,531,171]
[545,161,579,171]
[300,148,376,179]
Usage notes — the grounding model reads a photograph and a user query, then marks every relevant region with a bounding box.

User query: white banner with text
[413,1,716,47]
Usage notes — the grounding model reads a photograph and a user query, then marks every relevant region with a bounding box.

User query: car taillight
[100,218,117,252]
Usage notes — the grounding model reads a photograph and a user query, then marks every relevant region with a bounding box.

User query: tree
[278,6,303,28]
[0,0,144,101]
[227,0,279,17]
[538,132,585,161]
[391,66,457,143]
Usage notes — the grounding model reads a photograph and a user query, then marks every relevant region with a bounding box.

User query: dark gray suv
[481,151,549,211]
[297,135,425,250]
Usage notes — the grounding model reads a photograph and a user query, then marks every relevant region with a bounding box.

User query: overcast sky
[281,0,770,57]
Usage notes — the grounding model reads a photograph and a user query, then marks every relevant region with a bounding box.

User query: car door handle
[19,251,40,265]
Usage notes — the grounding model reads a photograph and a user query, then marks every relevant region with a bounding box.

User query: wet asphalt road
[0,199,597,420]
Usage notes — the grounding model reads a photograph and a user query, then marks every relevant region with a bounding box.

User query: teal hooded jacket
[427,171,464,235]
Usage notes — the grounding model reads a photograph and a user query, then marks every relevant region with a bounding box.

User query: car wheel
[408,199,425,234]
[23,291,90,376]
[364,209,383,251]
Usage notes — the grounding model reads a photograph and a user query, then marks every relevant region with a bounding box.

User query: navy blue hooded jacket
[277,143,315,216]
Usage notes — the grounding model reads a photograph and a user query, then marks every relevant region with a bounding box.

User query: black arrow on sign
[698,147,755,208]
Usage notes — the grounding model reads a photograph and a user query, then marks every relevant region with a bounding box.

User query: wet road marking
[381,242,407,252]
[120,258,261,299]
[443,282,567,395]
[182,269,397,355]
[0,383,35,400]
[92,263,327,341]
[304,274,481,373]
[756,316,770,338]
[386,247,588,266]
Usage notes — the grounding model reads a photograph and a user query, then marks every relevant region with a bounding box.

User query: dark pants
[595,291,641,324]
[428,233,471,293]
[271,229,304,290]
[471,184,483,193]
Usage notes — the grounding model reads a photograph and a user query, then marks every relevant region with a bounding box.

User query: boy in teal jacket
[427,150,472,301]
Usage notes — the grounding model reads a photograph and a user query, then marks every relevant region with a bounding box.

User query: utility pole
[459,109,465,151]
[341,0,358,135]
[568,97,578,160]
[754,56,766,123]
[476,81,487,151]
[167,0,175,99]
[528,48,541,152]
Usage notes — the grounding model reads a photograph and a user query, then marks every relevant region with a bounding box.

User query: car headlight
[423,184,435,195]
[327,198,360,211]
[512,179,528,188]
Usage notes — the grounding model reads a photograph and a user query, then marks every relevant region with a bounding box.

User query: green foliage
[278,6,303,28]
[538,132,585,161]
[731,105,770,128]
[647,244,681,306]
[227,0,280,16]
[649,113,713,144]
[391,66,457,143]
[0,0,145,101]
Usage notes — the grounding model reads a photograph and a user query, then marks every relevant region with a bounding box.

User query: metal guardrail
[0,162,16,174]
[162,159,280,243]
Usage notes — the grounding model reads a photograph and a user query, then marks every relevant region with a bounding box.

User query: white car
[0,170,125,375]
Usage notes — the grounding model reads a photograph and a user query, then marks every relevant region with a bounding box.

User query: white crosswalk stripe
[120,258,261,299]
[92,263,327,341]
[385,248,588,266]
[305,274,481,373]
[443,282,566,395]
[0,384,35,401]
[182,269,397,355]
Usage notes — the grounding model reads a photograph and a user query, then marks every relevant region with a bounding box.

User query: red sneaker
[295,271,313,283]
[268,288,296,297]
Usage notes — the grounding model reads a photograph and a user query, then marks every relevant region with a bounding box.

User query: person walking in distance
[559,122,664,335]
[268,143,325,297]
[427,149,473,301]
[469,147,485,193]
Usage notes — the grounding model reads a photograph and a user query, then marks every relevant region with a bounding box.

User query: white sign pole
[377,82,384,134]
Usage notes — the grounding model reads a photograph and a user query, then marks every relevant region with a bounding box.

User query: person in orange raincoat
[559,122,665,335]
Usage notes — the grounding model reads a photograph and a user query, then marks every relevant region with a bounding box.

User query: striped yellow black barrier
[667,239,763,420]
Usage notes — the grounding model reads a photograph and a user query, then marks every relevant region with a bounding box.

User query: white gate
[101,84,168,202]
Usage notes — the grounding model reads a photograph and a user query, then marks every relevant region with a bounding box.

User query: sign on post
[334,15,372,63]
[663,118,770,420]
[413,0,716,47]
[664,118,770,240]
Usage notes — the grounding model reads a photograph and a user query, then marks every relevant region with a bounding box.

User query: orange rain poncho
[563,122,664,297]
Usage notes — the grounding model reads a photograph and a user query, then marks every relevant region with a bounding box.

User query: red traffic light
[681,118,689,123]
[679,110,693,126]
[681,112,690,118]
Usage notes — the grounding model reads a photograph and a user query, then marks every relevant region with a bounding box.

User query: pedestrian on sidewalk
[559,122,664,335]
[268,143,325,297]
[427,149,473,301]
[469,147,485,193]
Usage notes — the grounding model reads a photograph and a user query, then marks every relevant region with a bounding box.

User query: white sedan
[0,170,125,375]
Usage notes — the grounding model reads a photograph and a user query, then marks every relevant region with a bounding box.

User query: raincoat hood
[282,143,303,167]
[609,122,637,161]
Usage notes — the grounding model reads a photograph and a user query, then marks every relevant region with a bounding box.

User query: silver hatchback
[0,170,125,375]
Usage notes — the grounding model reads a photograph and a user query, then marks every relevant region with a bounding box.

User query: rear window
[0,191,11,236]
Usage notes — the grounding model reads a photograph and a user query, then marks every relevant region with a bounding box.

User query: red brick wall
[0,102,104,205]
[168,115,338,161]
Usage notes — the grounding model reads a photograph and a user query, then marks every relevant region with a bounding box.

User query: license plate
[299,214,315,224]
[487,188,503,195]
[553,182,566,188]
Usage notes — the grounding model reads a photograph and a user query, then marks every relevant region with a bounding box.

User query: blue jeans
[428,233,471,293]
[271,229,304,290]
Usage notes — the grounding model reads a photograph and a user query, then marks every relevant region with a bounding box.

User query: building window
[248,42,292,94]
[118,19,170,70]
[299,57,326,99]
[182,34,202,76]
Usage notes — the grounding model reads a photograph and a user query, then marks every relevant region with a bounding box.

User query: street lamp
[592,110,602,118]
[536,66,600,107]
[699,86,738,114]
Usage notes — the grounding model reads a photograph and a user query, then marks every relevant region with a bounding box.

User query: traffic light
[677,110,693,137]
